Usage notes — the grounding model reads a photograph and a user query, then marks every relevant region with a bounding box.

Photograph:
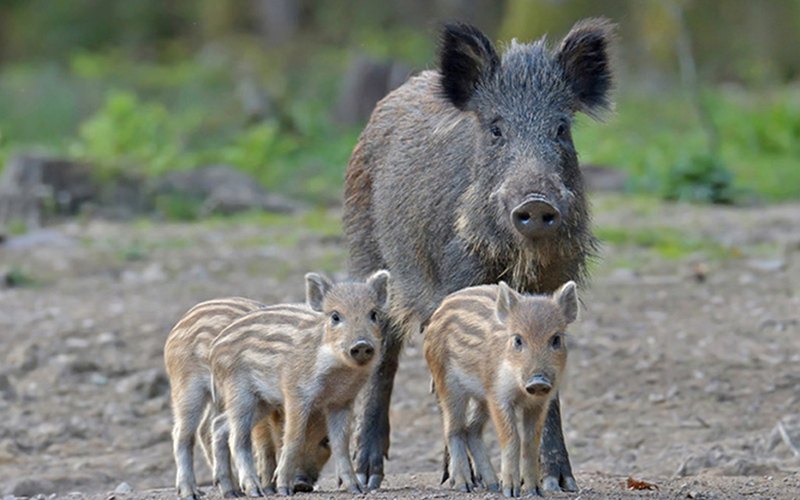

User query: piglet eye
[556,123,567,139]
[513,334,523,349]
[551,333,563,349]
[369,310,378,323]
[490,124,503,138]
[320,437,330,449]
[330,311,341,325]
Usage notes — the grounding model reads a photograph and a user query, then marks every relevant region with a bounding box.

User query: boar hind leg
[354,323,403,490]
[210,413,240,497]
[228,394,265,497]
[252,417,278,493]
[197,405,215,471]
[171,379,207,500]
[539,394,577,492]
[466,401,498,491]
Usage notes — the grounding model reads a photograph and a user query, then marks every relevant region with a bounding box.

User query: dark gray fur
[343,18,614,492]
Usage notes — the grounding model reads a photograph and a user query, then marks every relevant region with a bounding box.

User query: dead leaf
[626,476,659,490]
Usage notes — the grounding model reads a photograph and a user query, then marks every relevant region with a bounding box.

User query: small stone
[687,491,699,498]
[9,478,56,497]
[746,259,785,272]
[90,373,109,386]
[113,482,132,494]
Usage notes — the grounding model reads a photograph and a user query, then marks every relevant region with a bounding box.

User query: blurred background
[0,0,799,226]
[1,3,800,496]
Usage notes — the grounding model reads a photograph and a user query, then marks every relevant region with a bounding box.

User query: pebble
[113,482,133,494]
[8,478,56,497]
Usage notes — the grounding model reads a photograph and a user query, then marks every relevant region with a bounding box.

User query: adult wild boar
[343,19,614,492]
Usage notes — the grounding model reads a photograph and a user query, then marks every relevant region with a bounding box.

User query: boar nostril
[350,340,375,363]
[511,197,561,239]
[525,374,552,395]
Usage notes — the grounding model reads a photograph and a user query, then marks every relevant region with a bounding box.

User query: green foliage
[216,123,298,188]
[153,194,205,222]
[3,266,37,288]
[575,87,800,202]
[663,154,738,204]
[596,225,731,260]
[71,91,187,177]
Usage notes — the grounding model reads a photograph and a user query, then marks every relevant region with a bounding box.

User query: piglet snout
[349,339,375,365]
[525,374,552,396]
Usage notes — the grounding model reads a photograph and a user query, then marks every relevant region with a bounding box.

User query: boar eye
[320,436,330,449]
[330,311,341,325]
[490,124,502,138]
[369,309,378,323]
[551,333,563,349]
[512,334,524,350]
[556,123,568,139]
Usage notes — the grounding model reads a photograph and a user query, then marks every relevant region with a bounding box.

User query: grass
[574,85,800,202]
[595,225,733,260]
[0,51,798,208]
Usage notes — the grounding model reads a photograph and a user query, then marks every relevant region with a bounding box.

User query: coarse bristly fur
[342,18,614,491]
[424,282,579,496]
[164,297,331,499]
[209,271,390,497]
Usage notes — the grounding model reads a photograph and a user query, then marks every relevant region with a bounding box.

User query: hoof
[222,490,243,498]
[524,486,542,496]
[277,486,293,496]
[503,486,520,497]
[292,481,314,493]
[366,474,383,491]
[541,474,578,493]
[486,483,501,493]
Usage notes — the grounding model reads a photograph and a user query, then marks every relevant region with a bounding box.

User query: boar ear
[554,281,578,323]
[439,22,500,110]
[367,270,391,309]
[305,272,333,312]
[556,18,615,119]
[495,282,519,324]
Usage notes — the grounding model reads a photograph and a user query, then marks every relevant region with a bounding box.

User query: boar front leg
[489,400,521,498]
[466,400,499,491]
[354,322,403,490]
[327,403,363,493]
[521,404,547,496]
[539,394,578,492]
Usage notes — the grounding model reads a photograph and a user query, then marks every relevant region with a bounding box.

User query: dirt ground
[1,194,799,499]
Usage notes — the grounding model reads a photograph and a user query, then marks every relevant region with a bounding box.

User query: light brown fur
[164,298,330,499]
[209,271,390,496]
[423,282,578,497]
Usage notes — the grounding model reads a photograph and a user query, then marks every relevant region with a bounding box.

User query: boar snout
[511,195,562,239]
[525,373,552,396]
[349,339,376,365]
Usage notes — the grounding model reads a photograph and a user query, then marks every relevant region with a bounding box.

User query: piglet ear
[495,282,518,324]
[439,22,500,110]
[305,273,333,312]
[367,270,391,310]
[556,18,615,119]
[553,281,579,323]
